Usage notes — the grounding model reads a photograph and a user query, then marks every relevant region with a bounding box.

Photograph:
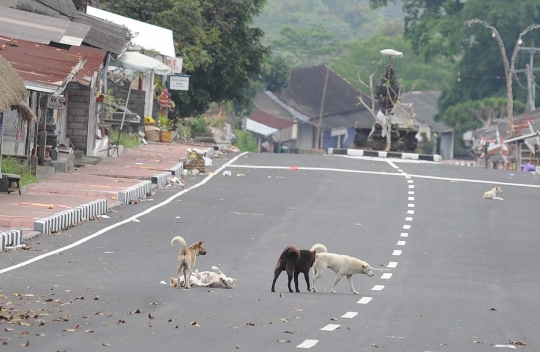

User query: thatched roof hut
[0,54,36,122]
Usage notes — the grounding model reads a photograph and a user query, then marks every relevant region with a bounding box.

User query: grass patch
[233,130,258,152]
[109,129,140,149]
[1,156,38,187]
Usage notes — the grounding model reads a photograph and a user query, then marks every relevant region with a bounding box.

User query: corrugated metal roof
[86,6,175,57]
[0,36,106,93]
[73,13,130,55]
[0,5,90,46]
[246,118,278,136]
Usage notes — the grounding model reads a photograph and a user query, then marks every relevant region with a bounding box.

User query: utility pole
[515,44,540,112]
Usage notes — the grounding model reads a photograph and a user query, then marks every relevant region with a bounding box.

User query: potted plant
[158,115,174,143]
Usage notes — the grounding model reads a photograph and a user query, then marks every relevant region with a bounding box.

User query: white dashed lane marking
[400,233,408,237]
[387,262,398,268]
[408,203,415,207]
[403,225,411,229]
[408,197,415,200]
[372,285,385,291]
[297,340,318,349]
[341,312,358,318]
[397,241,406,246]
[393,250,402,255]
[381,273,393,279]
[408,191,414,194]
[407,210,415,214]
[320,324,340,331]
[357,297,373,304]
[405,217,413,221]
[407,180,414,183]
[409,185,415,189]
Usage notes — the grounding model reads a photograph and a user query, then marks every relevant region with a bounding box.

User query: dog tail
[171,236,187,251]
[211,266,223,275]
[311,243,327,253]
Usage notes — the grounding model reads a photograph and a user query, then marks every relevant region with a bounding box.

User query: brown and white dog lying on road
[171,236,206,289]
[312,247,374,294]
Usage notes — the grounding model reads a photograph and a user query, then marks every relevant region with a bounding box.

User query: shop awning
[111,52,172,75]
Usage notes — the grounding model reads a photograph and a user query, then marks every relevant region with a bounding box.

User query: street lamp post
[465,19,540,138]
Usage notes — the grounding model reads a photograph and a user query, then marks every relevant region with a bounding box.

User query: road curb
[33,199,108,235]
[0,229,23,252]
[327,148,442,162]
[169,162,184,177]
[117,180,152,204]
[152,172,170,188]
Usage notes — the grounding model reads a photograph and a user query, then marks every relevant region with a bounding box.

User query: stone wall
[66,87,90,152]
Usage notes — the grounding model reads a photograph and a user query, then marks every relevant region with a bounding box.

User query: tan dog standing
[483,186,503,200]
[171,236,206,289]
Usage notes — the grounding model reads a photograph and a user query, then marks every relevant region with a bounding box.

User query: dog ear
[199,241,204,244]
[363,264,367,268]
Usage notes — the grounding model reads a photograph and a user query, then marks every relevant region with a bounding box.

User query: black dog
[271,244,327,293]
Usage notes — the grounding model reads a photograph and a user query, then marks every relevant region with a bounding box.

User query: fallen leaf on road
[490,308,497,311]
[509,340,526,346]
[279,293,284,298]
[150,302,158,305]
[294,308,303,312]
[284,331,294,334]
[4,328,13,332]
[36,333,45,337]
[102,343,112,347]
[280,318,288,323]
[128,309,141,315]
[132,219,140,223]
[148,313,154,320]
[191,321,199,327]
[246,322,255,326]
[84,330,93,333]
[168,319,173,322]
[117,320,126,324]
[236,346,241,349]
[278,340,290,343]
[330,318,337,321]
[20,341,29,347]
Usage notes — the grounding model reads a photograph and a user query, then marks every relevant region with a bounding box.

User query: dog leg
[286,262,295,293]
[303,271,311,292]
[312,265,325,293]
[346,274,359,294]
[293,271,300,292]
[331,273,344,294]
[184,267,192,289]
[271,269,282,292]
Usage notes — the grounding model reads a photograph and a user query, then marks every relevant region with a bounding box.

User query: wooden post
[316,66,330,150]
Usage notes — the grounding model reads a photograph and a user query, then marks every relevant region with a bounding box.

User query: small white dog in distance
[312,247,374,294]
[483,186,503,200]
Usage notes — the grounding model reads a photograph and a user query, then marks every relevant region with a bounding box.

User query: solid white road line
[320,324,340,331]
[397,241,406,246]
[357,297,373,304]
[400,233,408,237]
[0,152,250,274]
[341,312,358,318]
[297,340,319,349]
[372,285,385,291]
[381,273,393,279]
[387,262,398,268]
[392,250,402,255]
[228,164,540,189]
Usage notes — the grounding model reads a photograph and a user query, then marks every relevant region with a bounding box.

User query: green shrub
[1,156,38,186]
[191,118,209,134]
[109,129,140,149]
[233,130,258,152]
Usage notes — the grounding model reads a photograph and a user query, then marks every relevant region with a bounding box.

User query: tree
[370,0,540,136]
[95,0,269,117]
[271,25,341,67]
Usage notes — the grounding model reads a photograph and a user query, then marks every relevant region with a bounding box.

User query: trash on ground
[223,171,232,176]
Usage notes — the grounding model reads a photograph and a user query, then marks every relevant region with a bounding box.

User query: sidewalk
[0,141,226,251]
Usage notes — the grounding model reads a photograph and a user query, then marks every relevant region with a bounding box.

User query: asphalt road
[1,152,539,351]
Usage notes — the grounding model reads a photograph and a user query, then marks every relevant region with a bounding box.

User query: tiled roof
[274,65,368,119]
[249,109,295,130]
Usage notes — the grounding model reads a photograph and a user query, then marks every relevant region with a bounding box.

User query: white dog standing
[312,247,374,294]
